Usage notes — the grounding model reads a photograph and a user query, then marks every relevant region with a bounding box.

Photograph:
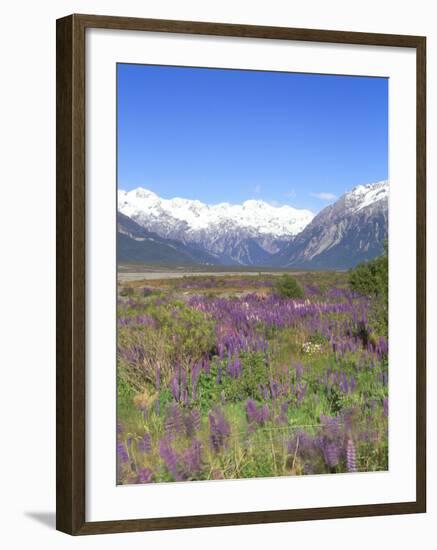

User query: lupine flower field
[117,271,388,484]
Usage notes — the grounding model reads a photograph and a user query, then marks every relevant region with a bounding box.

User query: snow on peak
[346,180,389,213]
[132,187,158,200]
[118,187,315,238]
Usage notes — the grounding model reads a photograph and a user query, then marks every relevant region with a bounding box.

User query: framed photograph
[56,14,426,535]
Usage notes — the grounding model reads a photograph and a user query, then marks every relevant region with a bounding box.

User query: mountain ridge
[117,212,220,265]
[118,187,314,264]
[274,181,388,269]
[117,181,389,268]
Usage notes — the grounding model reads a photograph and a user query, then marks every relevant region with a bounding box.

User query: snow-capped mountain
[118,181,389,268]
[274,181,389,269]
[341,181,388,214]
[118,188,314,265]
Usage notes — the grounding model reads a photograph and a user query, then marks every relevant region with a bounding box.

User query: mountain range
[118,181,388,269]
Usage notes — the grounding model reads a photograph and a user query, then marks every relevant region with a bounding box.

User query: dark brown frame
[56,13,427,535]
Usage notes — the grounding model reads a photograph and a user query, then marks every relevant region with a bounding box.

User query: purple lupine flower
[322,441,340,468]
[294,362,304,381]
[135,314,155,326]
[258,404,270,424]
[226,357,235,378]
[346,439,357,473]
[165,404,183,435]
[339,372,349,394]
[209,409,230,452]
[320,414,341,438]
[191,362,202,400]
[181,410,195,437]
[341,407,359,434]
[233,357,242,378]
[137,467,153,483]
[245,398,258,424]
[180,387,189,406]
[159,438,181,480]
[296,382,308,402]
[182,439,202,474]
[276,401,289,424]
[269,378,279,399]
[191,408,201,432]
[137,432,152,453]
[180,367,187,391]
[246,399,270,426]
[259,384,269,400]
[117,442,129,464]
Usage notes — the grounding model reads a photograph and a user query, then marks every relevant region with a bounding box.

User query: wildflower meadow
[117,268,388,485]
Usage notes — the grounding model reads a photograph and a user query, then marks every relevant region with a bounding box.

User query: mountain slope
[117,212,219,265]
[118,182,389,269]
[118,188,314,265]
[274,181,388,269]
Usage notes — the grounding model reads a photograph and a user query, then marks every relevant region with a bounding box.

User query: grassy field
[116,270,388,484]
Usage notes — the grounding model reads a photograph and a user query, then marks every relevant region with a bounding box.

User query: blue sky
[117,64,388,213]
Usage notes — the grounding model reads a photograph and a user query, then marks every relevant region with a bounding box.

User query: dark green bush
[119,286,135,297]
[274,274,305,299]
[349,242,388,336]
[348,242,388,299]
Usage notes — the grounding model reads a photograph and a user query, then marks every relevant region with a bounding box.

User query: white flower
[301,341,322,355]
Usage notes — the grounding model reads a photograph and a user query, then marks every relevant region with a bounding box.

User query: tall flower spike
[137,432,152,453]
[117,442,129,464]
[159,438,181,480]
[209,409,230,452]
[137,467,154,483]
[245,398,258,424]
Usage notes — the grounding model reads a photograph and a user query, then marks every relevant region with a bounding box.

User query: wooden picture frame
[56,13,426,535]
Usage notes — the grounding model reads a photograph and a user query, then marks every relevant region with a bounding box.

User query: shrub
[348,242,388,299]
[117,299,216,393]
[120,286,135,297]
[348,242,388,336]
[274,274,305,299]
